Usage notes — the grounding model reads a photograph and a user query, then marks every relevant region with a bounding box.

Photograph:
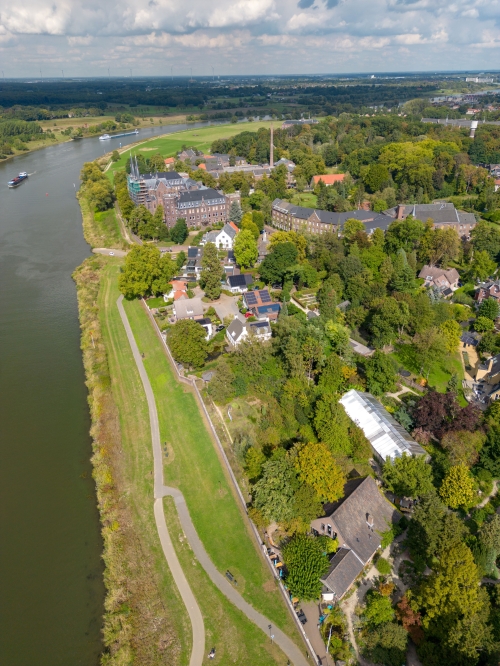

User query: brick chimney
[396,204,405,220]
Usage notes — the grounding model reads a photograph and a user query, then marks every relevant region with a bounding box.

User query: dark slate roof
[228,274,252,288]
[188,246,201,258]
[384,203,476,227]
[325,477,400,563]
[178,188,225,204]
[320,210,375,225]
[198,317,212,326]
[321,548,364,599]
[364,214,394,233]
[140,171,183,181]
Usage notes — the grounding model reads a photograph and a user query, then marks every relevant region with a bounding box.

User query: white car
[109,251,115,256]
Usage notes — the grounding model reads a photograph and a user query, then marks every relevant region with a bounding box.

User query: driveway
[211,293,244,323]
[92,247,128,257]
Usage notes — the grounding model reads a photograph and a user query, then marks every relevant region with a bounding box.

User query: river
[0,122,213,665]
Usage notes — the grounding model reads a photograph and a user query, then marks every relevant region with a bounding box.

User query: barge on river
[8,172,28,188]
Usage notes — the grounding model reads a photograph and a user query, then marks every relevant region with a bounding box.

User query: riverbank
[73,255,191,666]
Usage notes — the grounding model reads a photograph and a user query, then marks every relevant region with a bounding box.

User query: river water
[0,122,211,665]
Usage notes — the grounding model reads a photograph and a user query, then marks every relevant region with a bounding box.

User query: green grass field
[122,294,301,640]
[163,497,292,666]
[106,120,274,179]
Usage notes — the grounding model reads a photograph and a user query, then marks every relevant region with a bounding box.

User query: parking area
[211,293,244,323]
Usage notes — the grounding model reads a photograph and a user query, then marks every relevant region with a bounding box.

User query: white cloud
[0,0,498,74]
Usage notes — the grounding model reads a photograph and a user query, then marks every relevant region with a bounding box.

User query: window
[327,524,332,536]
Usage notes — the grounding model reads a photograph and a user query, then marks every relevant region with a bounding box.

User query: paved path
[116,295,308,666]
[92,247,128,257]
[117,295,205,666]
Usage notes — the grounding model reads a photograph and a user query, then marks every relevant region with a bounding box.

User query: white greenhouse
[339,389,426,461]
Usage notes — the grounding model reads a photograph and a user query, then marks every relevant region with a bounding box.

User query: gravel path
[117,294,308,666]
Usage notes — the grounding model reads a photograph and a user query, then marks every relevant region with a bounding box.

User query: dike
[73,255,183,664]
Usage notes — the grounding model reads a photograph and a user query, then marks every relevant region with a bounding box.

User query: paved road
[116,294,308,666]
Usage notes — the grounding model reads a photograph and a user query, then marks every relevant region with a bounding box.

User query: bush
[375,557,392,575]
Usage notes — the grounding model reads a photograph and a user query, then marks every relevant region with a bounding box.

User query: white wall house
[202,223,238,249]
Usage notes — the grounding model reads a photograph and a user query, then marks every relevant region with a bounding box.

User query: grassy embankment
[106,120,274,180]
[102,264,297,664]
[123,294,301,642]
[78,186,127,251]
[73,255,191,666]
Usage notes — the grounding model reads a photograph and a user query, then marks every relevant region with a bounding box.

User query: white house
[197,317,213,340]
[226,318,248,346]
[201,222,239,249]
[173,297,205,321]
[227,273,253,294]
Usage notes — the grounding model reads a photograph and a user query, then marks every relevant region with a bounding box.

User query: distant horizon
[3,69,500,82]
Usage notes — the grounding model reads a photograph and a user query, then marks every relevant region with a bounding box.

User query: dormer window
[321,523,325,532]
[327,525,332,536]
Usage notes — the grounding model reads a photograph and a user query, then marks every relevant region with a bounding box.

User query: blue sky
[1,0,499,77]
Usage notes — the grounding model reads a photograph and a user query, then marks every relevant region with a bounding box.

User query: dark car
[216,325,225,332]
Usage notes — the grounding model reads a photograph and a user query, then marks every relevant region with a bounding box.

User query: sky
[1,0,500,77]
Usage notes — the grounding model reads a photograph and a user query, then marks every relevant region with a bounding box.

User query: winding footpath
[116,295,308,666]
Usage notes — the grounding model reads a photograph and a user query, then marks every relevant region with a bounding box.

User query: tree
[170,218,189,244]
[412,326,447,371]
[317,275,342,321]
[111,150,120,162]
[439,464,475,509]
[343,218,365,242]
[441,430,485,467]
[314,399,352,456]
[479,297,500,321]
[479,514,500,553]
[391,248,415,293]
[282,535,329,600]
[240,213,260,239]
[363,622,408,666]
[229,200,242,226]
[375,557,392,575]
[233,229,258,269]
[406,492,448,561]
[369,298,409,347]
[364,590,395,626]
[363,163,390,193]
[244,447,266,482]
[176,250,187,270]
[252,210,264,231]
[469,249,497,281]
[382,453,434,498]
[86,179,115,211]
[253,455,298,523]
[207,357,235,404]
[118,245,175,299]
[259,242,298,284]
[294,442,346,503]
[415,543,481,632]
[364,351,397,396]
[168,319,208,368]
[200,242,224,300]
[268,230,307,261]
[324,321,350,355]
[475,315,495,333]
[439,319,461,353]
[396,595,424,644]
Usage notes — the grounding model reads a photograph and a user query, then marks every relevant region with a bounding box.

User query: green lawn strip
[163,497,291,666]
[123,297,301,641]
[106,121,274,180]
[100,263,192,666]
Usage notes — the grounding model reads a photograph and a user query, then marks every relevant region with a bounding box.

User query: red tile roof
[229,221,239,233]
[312,174,346,185]
[164,157,175,164]
[198,163,206,170]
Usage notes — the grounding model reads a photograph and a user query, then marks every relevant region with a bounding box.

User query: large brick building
[127,159,240,228]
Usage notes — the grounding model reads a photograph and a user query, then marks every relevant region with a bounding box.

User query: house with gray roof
[173,297,204,321]
[201,222,239,249]
[226,318,248,346]
[339,389,426,461]
[312,476,400,600]
[384,203,477,236]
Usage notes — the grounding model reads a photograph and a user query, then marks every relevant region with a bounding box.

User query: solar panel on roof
[246,292,257,305]
[260,291,271,303]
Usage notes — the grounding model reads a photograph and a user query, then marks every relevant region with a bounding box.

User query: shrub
[375,557,392,575]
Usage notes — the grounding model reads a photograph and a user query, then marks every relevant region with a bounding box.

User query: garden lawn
[291,192,318,208]
[106,120,274,180]
[123,296,302,643]
[391,344,465,396]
